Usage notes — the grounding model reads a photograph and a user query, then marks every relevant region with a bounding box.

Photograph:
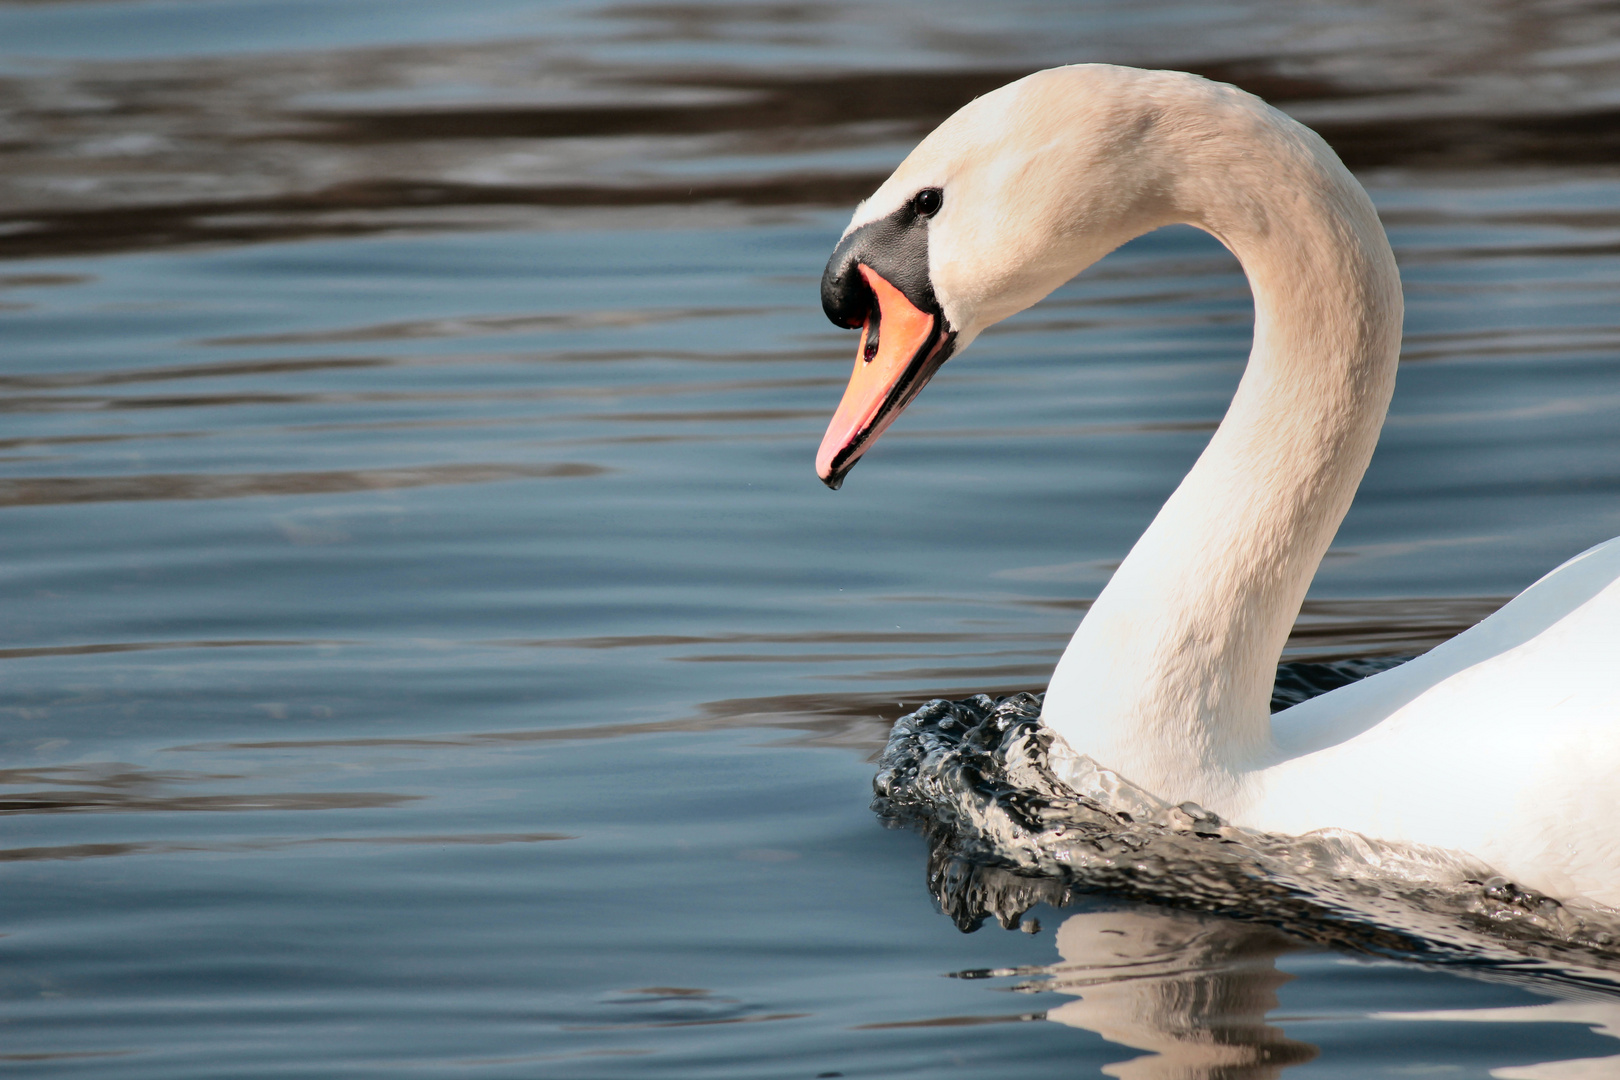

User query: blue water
[5,1,1620,1076]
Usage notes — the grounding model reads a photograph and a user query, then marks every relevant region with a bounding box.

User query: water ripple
[874,690,1620,980]
[0,462,604,507]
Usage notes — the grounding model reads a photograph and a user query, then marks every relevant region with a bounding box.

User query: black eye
[911,188,943,218]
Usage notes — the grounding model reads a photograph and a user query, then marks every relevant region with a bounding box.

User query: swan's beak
[816,265,953,489]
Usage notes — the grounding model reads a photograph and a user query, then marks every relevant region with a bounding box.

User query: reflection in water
[1039,907,1620,1080]
[1043,909,1315,1080]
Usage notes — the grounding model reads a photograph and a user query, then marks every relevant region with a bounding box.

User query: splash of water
[872,667,1620,982]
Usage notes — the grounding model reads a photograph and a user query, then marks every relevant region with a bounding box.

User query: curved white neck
[1041,98,1404,809]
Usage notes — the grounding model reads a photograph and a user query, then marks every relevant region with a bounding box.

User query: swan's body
[814,64,1620,907]
[1253,538,1620,904]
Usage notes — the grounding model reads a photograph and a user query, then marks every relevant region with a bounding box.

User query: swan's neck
[1041,113,1403,809]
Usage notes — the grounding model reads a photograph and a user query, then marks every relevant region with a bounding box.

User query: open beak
[816,265,954,489]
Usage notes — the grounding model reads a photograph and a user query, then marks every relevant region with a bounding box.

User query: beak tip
[816,452,851,490]
[815,438,846,489]
[816,437,858,490]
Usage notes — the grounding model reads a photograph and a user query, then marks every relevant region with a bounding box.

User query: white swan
[815,64,1620,907]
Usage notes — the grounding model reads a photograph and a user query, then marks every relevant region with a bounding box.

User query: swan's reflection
[1041,908,1316,1079]
[1039,906,1620,1079]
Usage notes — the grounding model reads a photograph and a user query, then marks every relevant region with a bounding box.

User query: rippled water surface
[6,2,1620,1076]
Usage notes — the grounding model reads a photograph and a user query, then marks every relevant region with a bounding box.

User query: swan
[815,64,1620,907]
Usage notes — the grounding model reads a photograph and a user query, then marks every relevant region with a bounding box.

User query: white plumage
[828,65,1620,907]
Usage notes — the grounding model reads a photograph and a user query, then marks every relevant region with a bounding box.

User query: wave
[872,679,1620,984]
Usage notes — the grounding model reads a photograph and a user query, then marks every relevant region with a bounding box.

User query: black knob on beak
[821,231,873,330]
[819,206,941,330]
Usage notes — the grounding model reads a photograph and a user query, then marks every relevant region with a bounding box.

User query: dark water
[5,1,1620,1076]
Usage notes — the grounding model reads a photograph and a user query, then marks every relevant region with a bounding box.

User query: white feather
[868,65,1620,907]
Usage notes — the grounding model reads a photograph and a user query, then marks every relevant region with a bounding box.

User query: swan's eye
[911,188,943,218]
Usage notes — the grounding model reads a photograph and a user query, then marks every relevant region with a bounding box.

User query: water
[4,1,1620,1075]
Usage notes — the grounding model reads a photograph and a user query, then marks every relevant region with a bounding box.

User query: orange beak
[816,265,952,488]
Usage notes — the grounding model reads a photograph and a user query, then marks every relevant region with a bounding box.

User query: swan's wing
[1252,536,1620,903]
[1271,535,1620,760]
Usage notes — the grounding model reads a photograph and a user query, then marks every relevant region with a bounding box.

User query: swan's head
[816,64,1220,487]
